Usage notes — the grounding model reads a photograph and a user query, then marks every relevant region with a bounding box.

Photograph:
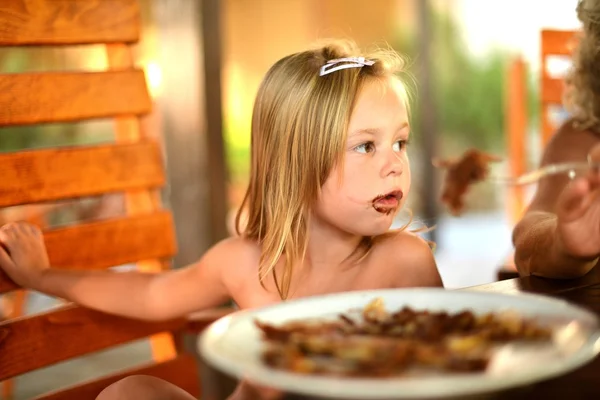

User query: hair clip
[319,57,375,77]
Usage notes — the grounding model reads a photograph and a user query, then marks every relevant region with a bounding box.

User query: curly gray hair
[564,0,600,131]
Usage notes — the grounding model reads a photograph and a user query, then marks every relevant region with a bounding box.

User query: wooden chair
[0,0,228,398]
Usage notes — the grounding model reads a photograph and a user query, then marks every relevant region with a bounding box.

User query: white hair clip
[319,57,375,77]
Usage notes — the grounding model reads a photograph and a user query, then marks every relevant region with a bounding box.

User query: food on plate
[255,298,551,377]
[433,149,502,216]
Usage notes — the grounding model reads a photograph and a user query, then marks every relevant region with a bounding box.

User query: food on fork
[255,298,551,377]
[433,149,502,216]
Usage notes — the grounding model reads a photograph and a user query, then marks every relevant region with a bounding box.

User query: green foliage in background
[396,7,539,155]
[224,124,251,186]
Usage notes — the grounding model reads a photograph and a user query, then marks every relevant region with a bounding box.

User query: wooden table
[200,268,600,399]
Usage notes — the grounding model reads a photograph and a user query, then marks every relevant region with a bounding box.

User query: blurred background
[0,0,582,397]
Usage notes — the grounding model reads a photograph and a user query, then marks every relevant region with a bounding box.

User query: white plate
[198,288,600,399]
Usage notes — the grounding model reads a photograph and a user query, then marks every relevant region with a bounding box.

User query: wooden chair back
[0,1,206,398]
[539,29,579,144]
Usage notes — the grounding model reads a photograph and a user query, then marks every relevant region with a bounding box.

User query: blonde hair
[235,39,412,299]
[564,0,600,131]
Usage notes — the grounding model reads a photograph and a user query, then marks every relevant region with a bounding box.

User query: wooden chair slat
[33,354,201,400]
[0,304,187,380]
[0,70,151,126]
[0,0,139,46]
[0,273,18,293]
[541,76,564,104]
[0,141,165,207]
[541,29,579,58]
[540,29,578,145]
[0,211,177,294]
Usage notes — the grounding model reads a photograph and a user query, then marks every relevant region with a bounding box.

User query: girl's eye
[392,140,408,152]
[354,142,375,154]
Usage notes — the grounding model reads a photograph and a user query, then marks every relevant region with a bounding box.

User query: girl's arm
[0,222,231,320]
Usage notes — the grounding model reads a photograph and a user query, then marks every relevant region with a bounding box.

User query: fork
[491,162,599,186]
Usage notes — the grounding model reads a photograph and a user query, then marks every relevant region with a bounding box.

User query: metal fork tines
[492,162,597,186]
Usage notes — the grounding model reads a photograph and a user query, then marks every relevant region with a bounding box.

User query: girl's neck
[305,215,365,268]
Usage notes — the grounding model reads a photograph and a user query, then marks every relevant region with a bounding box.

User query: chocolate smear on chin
[372,204,395,215]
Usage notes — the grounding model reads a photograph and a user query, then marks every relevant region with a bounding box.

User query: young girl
[0,39,443,399]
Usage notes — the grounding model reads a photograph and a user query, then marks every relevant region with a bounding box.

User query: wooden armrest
[185,307,236,333]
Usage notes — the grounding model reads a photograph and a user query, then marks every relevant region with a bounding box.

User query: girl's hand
[0,222,50,289]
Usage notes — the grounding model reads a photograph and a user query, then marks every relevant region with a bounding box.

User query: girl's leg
[96,375,197,400]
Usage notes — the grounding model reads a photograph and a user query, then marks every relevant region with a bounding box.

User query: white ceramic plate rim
[199,288,600,399]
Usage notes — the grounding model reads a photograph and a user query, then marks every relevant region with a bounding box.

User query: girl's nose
[381,150,404,178]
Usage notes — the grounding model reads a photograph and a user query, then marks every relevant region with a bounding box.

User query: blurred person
[513,0,600,279]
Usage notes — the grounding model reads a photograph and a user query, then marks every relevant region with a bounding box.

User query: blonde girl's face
[315,76,411,236]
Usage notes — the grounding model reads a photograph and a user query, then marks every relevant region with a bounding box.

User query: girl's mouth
[372,190,403,214]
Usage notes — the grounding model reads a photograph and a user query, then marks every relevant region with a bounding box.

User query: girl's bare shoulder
[207,236,261,270]
[368,230,443,287]
[372,230,433,261]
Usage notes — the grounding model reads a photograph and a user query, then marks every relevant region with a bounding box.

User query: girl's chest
[234,266,395,309]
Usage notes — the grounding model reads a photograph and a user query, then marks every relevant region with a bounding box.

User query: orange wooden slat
[540,30,575,145]
[505,57,527,223]
[0,70,151,126]
[45,211,176,268]
[0,290,26,399]
[0,211,177,293]
[0,141,165,207]
[541,76,564,104]
[0,305,187,381]
[34,355,201,400]
[106,45,162,215]
[541,29,579,57]
[0,271,23,293]
[105,44,179,363]
[0,0,139,46]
